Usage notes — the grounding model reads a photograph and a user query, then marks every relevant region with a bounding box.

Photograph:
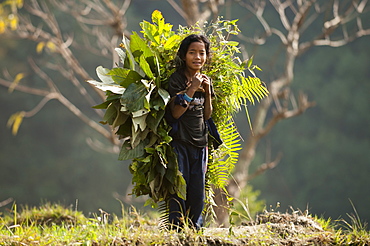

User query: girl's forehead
[188,41,206,50]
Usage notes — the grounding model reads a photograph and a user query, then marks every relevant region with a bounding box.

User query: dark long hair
[175,34,211,75]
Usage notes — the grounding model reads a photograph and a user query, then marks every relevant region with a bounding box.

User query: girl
[166,34,213,229]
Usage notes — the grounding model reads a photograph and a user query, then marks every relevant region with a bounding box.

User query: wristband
[183,93,193,102]
[175,94,188,108]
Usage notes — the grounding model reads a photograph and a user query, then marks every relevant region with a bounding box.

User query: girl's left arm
[204,92,212,120]
[202,75,212,120]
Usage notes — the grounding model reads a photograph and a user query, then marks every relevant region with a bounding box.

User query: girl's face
[184,41,207,74]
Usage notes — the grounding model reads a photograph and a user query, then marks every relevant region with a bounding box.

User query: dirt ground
[200,212,335,245]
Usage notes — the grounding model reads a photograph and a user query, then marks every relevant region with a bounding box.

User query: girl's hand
[188,73,202,90]
[189,73,210,93]
[200,74,211,95]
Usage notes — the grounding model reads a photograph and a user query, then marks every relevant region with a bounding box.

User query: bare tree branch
[1,60,115,143]
[1,0,128,146]
[0,198,14,208]
[167,0,188,20]
[248,152,283,181]
[169,0,224,26]
[0,77,49,96]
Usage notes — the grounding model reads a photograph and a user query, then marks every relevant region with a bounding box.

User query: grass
[0,202,369,245]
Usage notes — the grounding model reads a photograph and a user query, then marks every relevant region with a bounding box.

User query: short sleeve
[168,71,187,97]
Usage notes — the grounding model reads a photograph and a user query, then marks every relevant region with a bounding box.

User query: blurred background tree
[1,0,369,225]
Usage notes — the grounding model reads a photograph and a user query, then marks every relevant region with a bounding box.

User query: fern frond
[240,76,269,105]
[208,116,241,189]
[157,201,169,231]
[203,179,217,226]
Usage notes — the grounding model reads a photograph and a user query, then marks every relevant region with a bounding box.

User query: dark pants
[169,140,207,229]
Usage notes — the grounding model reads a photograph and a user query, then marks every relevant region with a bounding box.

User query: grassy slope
[0,203,369,245]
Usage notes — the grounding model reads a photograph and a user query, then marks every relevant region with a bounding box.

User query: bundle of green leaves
[88,10,268,207]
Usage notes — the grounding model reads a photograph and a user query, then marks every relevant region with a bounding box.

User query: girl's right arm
[170,77,201,119]
[170,73,202,119]
[170,85,197,119]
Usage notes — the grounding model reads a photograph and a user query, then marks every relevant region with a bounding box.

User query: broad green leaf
[115,47,126,65]
[140,21,159,45]
[139,55,154,79]
[121,36,135,71]
[108,68,142,88]
[176,172,186,199]
[116,118,132,137]
[106,68,128,84]
[92,94,121,109]
[120,104,128,112]
[121,36,145,77]
[150,94,165,111]
[131,127,149,149]
[158,88,170,105]
[107,67,131,85]
[93,94,121,109]
[106,93,122,101]
[146,110,165,134]
[96,66,114,84]
[112,111,129,128]
[147,155,159,183]
[92,100,111,109]
[156,163,166,178]
[103,102,117,124]
[87,79,125,94]
[124,70,143,87]
[145,133,159,149]
[119,140,146,161]
[130,32,155,60]
[164,34,180,50]
[163,23,173,34]
[143,82,155,109]
[152,10,164,28]
[140,79,152,90]
[121,82,147,113]
[132,109,149,118]
[132,113,148,132]
[154,55,161,79]
[138,154,152,163]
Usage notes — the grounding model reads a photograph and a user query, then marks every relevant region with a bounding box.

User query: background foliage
[249,35,370,221]
[1,1,369,225]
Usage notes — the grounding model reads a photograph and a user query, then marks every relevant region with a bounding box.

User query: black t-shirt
[166,71,213,148]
